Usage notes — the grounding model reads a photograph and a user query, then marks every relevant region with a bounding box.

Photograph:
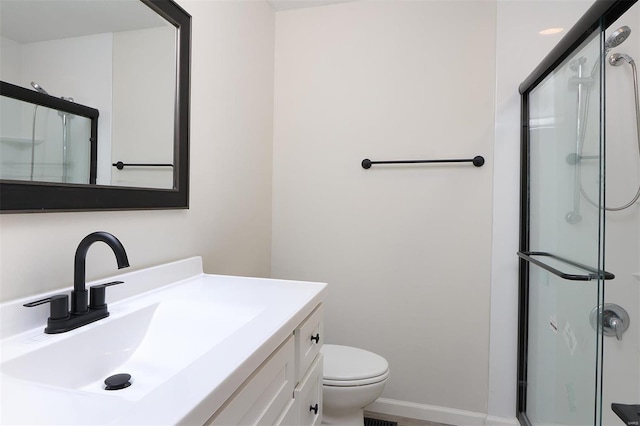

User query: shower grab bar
[113,161,174,170]
[518,251,615,281]
[361,156,484,169]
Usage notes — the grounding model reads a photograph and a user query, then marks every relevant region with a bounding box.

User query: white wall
[0,36,21,81]
[0,1,275,302]
[272,0,496,416]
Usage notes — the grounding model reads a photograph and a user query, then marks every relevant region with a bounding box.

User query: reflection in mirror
[1,84,97,184]
[0,0,176,190]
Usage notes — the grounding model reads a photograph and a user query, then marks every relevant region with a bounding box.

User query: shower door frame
[517,0,636,424]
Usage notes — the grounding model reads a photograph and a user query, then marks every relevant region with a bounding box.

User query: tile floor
[364,411,454,426]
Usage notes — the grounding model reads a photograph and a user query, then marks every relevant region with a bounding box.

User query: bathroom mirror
[0,0,190,212]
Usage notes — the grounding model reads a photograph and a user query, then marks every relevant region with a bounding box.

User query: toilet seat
[321,344,389,387]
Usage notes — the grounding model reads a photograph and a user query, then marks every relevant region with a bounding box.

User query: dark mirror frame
[0,0,191,213]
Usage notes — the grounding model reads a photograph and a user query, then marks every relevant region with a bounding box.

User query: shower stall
[518,0,640,425]
[0,81,98,185]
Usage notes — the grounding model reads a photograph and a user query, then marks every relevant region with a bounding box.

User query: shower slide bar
[518,251,615,281]
[361,155,484,169]
[112,162,174,170]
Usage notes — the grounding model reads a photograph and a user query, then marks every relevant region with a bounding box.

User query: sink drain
[104,373,132,390]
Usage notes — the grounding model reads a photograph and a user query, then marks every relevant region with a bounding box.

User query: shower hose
[579,57,640,211]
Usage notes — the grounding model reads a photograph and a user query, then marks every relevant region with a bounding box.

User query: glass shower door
[519,28,610,425]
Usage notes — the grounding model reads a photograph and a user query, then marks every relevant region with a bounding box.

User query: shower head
[605,25,631,51]
[609,52,635,66]
[30,81,49,95]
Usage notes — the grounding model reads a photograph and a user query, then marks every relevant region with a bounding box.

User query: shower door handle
[517,251,615,281]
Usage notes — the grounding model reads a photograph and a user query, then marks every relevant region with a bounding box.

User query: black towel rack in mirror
[113,162,175,170]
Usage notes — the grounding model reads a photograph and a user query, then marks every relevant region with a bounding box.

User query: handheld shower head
[605,26,631,52]
[609,52,635,66]
[30,81,49,95]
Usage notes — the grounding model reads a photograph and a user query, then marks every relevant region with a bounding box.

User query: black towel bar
[517,251,615,281]
[113,162,174,170]
[361,156,484,169]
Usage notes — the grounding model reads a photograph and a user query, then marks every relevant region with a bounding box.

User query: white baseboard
[485,415,520,426]
[366,398,519,426]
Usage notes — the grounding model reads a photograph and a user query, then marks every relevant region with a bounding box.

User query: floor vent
[364,417,398,426]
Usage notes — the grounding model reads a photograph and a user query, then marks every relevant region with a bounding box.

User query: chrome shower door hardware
[590,303,630,341]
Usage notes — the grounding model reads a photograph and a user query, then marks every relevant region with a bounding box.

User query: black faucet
[24,231,130,334]
[71,231,129,314]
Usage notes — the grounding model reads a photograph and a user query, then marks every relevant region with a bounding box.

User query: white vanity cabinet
[207,304,324,426]
[0,258,328,426]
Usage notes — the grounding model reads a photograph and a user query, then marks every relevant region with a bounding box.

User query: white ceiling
[267,0,353,11]
[0,0,169,44]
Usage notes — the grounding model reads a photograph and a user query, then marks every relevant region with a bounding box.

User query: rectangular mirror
[0,0,190,212]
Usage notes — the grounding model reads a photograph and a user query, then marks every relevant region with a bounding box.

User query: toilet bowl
[321,344,389,426]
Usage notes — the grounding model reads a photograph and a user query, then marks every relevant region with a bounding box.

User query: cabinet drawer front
[295,304,323,383]
[207,336,295,426]
[295,354,323,426]
[274,398,297,426]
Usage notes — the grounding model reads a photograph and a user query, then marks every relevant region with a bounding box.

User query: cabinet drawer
[274,398,297,426]
[295,354,323,426]
[207,336,295,426]
[295,304,323,383]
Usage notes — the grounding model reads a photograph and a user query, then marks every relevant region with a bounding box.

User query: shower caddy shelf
[0,137,44,147]
[361,155,484,169]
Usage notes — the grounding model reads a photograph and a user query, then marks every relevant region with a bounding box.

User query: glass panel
[525,27,605,425]
[601,3,640,424]
[0,95,93,184]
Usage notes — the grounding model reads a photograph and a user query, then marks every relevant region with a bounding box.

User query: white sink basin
[2,297,261,397]
[0,257,327,425]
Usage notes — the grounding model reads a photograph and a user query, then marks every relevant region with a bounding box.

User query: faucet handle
[609,316,624,341]
[24,294,70,321]
[89,281,124,310]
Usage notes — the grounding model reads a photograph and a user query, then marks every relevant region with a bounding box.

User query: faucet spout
[71,232,129,314]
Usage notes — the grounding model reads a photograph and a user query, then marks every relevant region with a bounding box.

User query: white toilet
[320,344,390,426]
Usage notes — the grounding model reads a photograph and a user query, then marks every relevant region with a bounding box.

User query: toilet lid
[321,344,389,385]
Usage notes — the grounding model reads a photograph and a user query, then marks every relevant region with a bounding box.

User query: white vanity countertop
[0,257,327,425]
